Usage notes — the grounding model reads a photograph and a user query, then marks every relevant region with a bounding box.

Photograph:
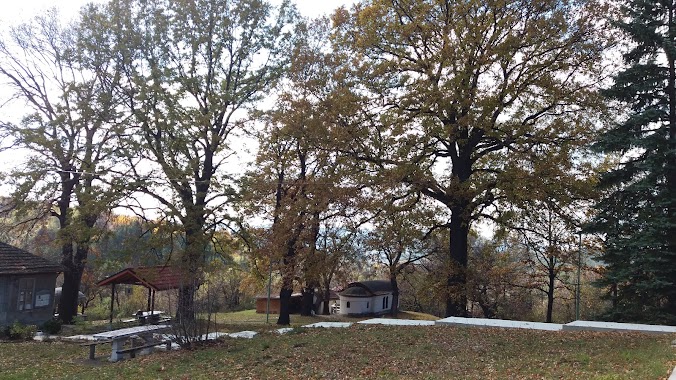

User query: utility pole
[576,232,582,320]
[266,258,273,324]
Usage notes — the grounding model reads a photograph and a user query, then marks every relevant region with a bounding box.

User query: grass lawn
[1,311,675,379]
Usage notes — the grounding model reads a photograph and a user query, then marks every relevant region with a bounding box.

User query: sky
[0,0,360,24]
[0,0,359,161]
[0,0,496,236]
[0,0,363,216]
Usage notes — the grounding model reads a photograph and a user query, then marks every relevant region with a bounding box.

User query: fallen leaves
[0,325,673,379]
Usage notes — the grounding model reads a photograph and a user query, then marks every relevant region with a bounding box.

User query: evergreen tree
[591,0,676,323]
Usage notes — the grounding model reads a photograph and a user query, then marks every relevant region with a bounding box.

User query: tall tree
[590,0,676,323]
[331,0,609,316]
[244,17,369,324]
[366,201,439,317]
[0,9,124,323]
[511,203,580,323]
[314,223,363,315]
[95,0,297,323]
[466,236,522,319]
[246,89,361,324]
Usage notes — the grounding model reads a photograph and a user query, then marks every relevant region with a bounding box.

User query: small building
[0,242,62,327]
[338,280,395,316]
[255,293,302,314]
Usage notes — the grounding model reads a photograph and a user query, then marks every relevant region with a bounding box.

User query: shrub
[41,319,62,334]
[8,322,38,340]
[84,300,111,321]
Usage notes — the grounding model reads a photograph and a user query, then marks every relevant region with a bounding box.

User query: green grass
[1,311,674,379]
[197,309,439,334]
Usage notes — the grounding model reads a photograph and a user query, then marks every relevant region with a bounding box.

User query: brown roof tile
[0,241,63,275]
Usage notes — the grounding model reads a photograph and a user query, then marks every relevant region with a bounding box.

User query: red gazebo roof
[97,266,187,291]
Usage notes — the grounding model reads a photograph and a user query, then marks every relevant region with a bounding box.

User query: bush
[85,299,112,321]
[7,322,38,340]
[41,319,62,334]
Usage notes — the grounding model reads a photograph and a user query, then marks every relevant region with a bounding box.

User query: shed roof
[97,266,187,291]
[339,280,393,297]
[0,241,63,275]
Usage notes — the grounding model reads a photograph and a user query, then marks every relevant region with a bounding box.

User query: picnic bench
[116,339,173,358]
[81,339,113,360]
[90,324,171,362]
[122,310,169,325]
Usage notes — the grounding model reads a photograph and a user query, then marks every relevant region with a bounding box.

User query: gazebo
[97,266,185,324]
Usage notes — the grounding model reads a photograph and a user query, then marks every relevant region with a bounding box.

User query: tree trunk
[277,288,293,325]
[277,234,300,325]
[277,242,297,325]
[301,211,321,316]
[445,204,469,317]
[56,173,80,324]
[389,272,399,317]
[176,283,196,323]
[476,286,496,318]
[322,284,331,315]
[300,286,315,316]
[546,263,555,323]
[176,224,205,324]
[58,242,82,324]
[477,300,495,319]
[58,245,89,324]
[176,250,199,324]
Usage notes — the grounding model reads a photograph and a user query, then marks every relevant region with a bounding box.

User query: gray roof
[0,241,63,275]
[339,280,393,297]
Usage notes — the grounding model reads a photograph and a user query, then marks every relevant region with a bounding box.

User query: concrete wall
[340,296,370,315]
[373,294,392,314]
[0,273,58,328]
[339,293,393,316]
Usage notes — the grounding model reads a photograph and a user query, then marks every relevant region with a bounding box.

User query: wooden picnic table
[92,324,171,362]
[135,310,168,324]
[122,310,168,325]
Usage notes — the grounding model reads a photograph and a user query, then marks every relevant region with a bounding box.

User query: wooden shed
[0,242,63,327]
[255,293,302,314]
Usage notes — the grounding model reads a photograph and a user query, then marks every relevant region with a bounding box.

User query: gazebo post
[151,290,156,313]
[109,283,116,326]
[147,287,152,311]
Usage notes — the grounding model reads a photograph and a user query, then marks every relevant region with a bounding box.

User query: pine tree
[591,0,676,323]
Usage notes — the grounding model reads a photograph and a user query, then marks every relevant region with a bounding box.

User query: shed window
[383,296,389,310]
[346,301,350,308]
[17,278,35,311]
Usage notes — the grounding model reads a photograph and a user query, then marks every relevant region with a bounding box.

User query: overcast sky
[0,0,360,163]
[0,0,359,24]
